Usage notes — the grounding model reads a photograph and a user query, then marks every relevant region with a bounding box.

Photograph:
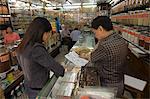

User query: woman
[90,16,128,98]
[16,17,65,99]
[4,26,20,45]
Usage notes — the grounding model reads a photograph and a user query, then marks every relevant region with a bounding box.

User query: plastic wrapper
[61,72,77,83]
[75,87,115,99]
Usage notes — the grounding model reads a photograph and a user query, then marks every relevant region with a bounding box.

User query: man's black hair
[91,16,113,31]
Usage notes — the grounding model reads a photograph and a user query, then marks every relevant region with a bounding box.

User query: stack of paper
[65,51,89,67]
[124,75,147,91]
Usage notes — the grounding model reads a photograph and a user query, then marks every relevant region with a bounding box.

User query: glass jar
[127,31,131,41]
[144,36,150,50]
[130,31,135,43]
[139,34,145,47]
[134,31,140,44]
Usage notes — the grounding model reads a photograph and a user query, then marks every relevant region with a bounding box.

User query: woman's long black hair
[17,17,52,53]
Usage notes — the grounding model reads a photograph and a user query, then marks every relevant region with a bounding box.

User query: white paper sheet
[65,51,89,67]
[131,47,146,54]
[124,75,147,91]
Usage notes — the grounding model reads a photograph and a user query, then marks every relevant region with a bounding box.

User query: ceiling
[8,0,120,10]
[46,0,110,5]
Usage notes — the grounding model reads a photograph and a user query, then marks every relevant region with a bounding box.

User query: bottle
[10,90,16,99]
[139,33,145,47]
[19,82,25,93]
[15,86,22,97]
[144,34,150,50]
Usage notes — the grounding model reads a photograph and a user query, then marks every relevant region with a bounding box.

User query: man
[70,28,81,46]
[90,16,128,97]
[61,25,72,51]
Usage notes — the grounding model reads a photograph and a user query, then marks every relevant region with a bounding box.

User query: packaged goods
[144,34,150,50]
[76,87,115,99]
[0,6,8,14]
[0,53,10,73]
[0,87,5,99]
[139,34,145,47]
[73,48,91,55]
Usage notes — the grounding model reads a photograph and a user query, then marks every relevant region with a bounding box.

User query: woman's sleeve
[32,46,65,77]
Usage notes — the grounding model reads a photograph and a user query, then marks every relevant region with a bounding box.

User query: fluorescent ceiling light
[83,5,96,8]
[113,0,120,4]
[82,3,97,5]
[64,6,81,9]
[63,3,81,6]
[9,0,16,2]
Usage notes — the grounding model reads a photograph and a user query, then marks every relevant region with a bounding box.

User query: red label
[144,37,150,42]
[139,35,145,40]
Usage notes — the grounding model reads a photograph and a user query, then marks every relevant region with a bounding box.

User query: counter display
[36,31,100,99]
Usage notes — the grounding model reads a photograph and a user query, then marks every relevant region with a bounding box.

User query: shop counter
[37,31,99,99]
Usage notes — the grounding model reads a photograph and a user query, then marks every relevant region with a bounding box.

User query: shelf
[0,24,10,30]
[111,12,149,19]
[0,3,7,6]
[0,15,11,17]
[113,25,150,54]
[123,37,150,55]
[4,71,24,97]
[112,22,150,27]
[112,2,150,15]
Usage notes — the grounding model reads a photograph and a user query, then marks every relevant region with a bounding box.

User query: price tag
[0,54,9,62]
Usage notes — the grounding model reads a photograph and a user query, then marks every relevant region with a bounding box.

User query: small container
[139,34,145,47]
[10,90,16,99]
[6,73,14,83]
[19,82,25,93]
[144,36,150,50]
[15,86,22,96]
[0,52,10,73]
[130,31,135,43]
[134,31,140,44]
[127,31,131,41]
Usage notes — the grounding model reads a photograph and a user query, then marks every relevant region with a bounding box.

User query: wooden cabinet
[125,49,150,98]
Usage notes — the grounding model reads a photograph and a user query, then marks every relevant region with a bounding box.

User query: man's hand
[80,52,91,60]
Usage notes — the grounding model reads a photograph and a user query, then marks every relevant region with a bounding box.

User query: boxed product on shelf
[0,18,4,24]
[0,52,10,73]
[0,5,9,14]
[112,11,150,26]
[124,0,149,10]
[0,86,5,99]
